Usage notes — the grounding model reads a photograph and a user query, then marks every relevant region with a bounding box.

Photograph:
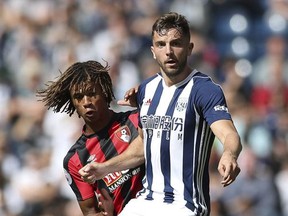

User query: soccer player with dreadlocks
[37,60,145,216]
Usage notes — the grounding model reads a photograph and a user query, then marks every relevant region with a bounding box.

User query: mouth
[165,59,177,66]
[85,110,95,118]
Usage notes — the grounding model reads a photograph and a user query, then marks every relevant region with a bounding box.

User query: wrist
[223,150,238,160]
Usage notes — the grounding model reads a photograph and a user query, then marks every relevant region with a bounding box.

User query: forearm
[80,130,145,182]
[211,120,242,186]
[211,120,242,158]
[79,198,102,216]
[104,135,144,173]
[222,132,242,159]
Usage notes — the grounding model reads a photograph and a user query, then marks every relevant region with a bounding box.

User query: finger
[221,169,240,187]
[98,202,109,216]
[83,164,93,172]
[221,176,235,187]
[82,175,96,184]
[128,89,138,95]
[79,166,89,175]
[223,164,232,179]
[99,188,112,201]
[218,164,226,177]
[98,201,104,211]
[117,99,131,106]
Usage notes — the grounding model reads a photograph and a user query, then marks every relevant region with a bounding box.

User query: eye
[87,92,96,97]
[171,40,182,47]
[73,93,83,100]
[155,41,165,48]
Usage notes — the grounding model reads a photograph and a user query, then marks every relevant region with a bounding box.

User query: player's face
[70,83,109,124]
[151,28,193,80]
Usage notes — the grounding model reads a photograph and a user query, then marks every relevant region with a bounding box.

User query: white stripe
[170,76,194,204]
[151,82,176,194]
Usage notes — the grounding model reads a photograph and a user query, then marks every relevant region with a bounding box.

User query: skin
[150,29,193,86]
[71,84,113,135]
[70,83,114,216]
[80,28,242,189]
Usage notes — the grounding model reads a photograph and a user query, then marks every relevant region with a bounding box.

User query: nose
[83,95,92,107]
[165,45,173,55]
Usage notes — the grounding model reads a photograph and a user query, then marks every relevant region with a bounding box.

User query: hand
[218,151,241,187]
[117,87,138,107]
[98,188,114,216]
[79,162,107,184]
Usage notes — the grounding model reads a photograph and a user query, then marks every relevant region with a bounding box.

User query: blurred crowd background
[0,0,288,215]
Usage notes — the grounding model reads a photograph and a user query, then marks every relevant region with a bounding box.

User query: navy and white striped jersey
[136,70,232,215]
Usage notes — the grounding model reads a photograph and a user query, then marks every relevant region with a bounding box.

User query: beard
[159,58,187,78]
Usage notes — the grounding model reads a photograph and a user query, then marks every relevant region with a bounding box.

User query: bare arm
[210,119,242,187]
[78,187,115,216]
[78,196,107,216]
[79,128,145,183]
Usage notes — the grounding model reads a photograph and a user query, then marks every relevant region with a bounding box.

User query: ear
[188,42,194,55]
[151,46,156,59]
[188,42,194,56]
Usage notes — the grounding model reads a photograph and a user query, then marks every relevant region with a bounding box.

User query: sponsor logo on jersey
[141,115,183,132]
[213,105,228,113]
[141,115,184,141]
[102,167,141,192]
[115,126,131,143]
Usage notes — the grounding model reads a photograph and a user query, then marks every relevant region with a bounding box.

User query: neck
[162,65,192,87]
[84,109,114,135]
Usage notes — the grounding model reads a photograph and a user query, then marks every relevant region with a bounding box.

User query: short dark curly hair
[152,12,190,41]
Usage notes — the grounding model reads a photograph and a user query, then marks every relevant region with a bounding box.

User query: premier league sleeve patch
[115,126,131,143]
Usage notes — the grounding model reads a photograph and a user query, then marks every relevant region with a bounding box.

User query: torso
[63,110,145,215]
[137,70,232,215]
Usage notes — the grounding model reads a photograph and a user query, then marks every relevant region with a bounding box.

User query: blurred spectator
[275,157,288,216]
[218,147,282,216]
[250,34,288,115]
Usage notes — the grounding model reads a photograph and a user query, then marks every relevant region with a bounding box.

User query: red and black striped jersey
[63,110,145,215]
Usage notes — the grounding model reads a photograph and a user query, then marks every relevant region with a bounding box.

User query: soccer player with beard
[80,12,242,216]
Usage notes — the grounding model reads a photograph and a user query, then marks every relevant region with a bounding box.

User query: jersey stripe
[63,110,145,214]
[143,76,163,200]
[137,70,232,215]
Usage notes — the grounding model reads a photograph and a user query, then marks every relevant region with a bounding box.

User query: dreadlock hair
[37,60,115,116]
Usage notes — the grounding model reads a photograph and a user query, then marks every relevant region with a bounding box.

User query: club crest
[176,98,188,112]
[115,126,131,143]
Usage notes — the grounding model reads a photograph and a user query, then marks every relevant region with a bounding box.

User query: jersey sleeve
[63,155,97,201]
[137,83,145,129]
[194,78,232,125]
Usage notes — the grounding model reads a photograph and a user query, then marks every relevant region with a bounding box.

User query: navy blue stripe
[145,81,163,200]
[183,98,196,210]
[194,117,204,212]
[161,87,183,203]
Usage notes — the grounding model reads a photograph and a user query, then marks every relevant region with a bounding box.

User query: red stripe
[68,154,95,200]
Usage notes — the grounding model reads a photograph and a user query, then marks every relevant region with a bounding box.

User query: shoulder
[114,110,139,128]
[192,71,223,95]
[63,135,85,168]
[115,109,138,120]
[138,73,161,91]
[192,71,218,86]
[140,73,160,86]
[137,74,161,102]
